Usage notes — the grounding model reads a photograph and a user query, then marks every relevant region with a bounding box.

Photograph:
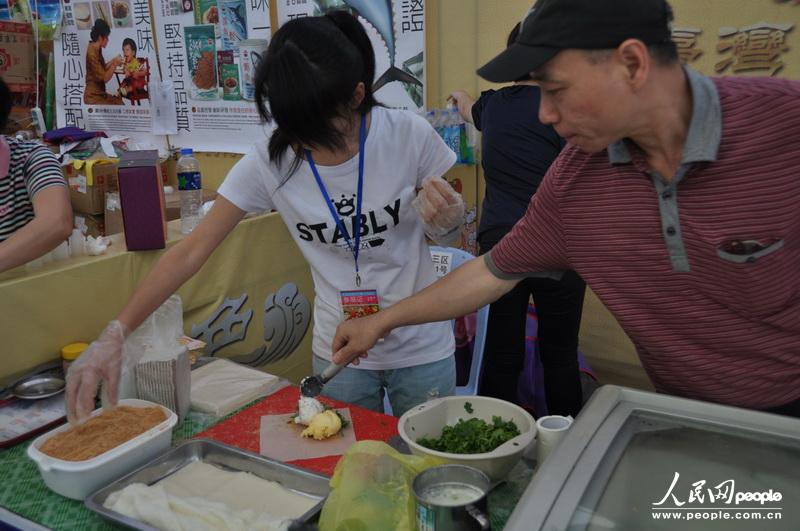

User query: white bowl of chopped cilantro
[398,396,536,481]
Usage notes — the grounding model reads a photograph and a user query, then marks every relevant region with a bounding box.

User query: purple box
[118,150,166,251]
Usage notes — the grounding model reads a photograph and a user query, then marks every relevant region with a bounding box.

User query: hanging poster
[55,0,160,136]
[152,0,271,152]
[276,0,425,112]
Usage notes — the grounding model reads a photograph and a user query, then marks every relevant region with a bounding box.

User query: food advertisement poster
[152,0,271,152]
[276,0,425,112]
[55,0,160,135]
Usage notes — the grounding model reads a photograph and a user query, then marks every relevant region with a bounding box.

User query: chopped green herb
[417,416,520,454]
[332,409,350,429]
[464,402,474,414]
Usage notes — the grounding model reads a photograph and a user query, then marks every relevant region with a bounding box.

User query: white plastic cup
[52,241,70,261]
[535,415,573,466]
[68,229,86,257]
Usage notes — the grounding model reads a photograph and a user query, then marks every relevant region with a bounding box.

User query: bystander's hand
[448,90,476,124]
[413,176,465,245]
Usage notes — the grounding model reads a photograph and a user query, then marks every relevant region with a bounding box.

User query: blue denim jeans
[312,355,456,417]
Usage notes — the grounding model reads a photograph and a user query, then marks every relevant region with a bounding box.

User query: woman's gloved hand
[65,320,130,424]
[413,176,465,246]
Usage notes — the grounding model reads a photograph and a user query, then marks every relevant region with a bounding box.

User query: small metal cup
[413,464,491,531]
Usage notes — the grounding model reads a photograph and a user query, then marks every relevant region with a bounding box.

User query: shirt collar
[607,66,722,165]
[0,136,9,177]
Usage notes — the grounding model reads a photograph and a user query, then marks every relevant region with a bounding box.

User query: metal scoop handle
[318,362,346,384]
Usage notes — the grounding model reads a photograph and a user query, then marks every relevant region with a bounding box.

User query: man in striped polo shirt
[0,78,72,273]
[331,0,800,417]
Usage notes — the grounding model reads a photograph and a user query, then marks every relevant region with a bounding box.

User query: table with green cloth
[0,394,534,530]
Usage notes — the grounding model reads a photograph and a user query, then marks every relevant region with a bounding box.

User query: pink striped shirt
[487,69,800,410]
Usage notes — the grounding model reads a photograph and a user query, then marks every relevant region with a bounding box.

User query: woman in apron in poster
[66,11,465,422]
[83,19,124,105]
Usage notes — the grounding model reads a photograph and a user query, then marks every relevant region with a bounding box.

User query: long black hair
[254,10,379,176]
[90,19,111,42]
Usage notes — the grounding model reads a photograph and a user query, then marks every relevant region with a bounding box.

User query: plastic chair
[429,246,490,396]
[383,246,490,415]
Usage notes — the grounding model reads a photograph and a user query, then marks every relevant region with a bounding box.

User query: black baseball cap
[477,0,674,82]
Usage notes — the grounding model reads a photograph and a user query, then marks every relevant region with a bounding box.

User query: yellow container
[61,342,89,374]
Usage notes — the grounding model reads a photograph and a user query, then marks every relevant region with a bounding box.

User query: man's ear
[616,39,650,90]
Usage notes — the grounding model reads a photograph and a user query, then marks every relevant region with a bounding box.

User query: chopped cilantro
[332,409,350,429]
[417,416,520,454]
[464,402,474,414]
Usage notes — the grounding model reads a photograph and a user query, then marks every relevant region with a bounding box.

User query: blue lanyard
[306,114,366,287]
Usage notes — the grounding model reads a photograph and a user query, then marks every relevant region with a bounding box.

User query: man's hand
[331,313,390,366]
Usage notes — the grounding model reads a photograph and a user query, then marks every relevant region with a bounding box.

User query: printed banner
[276,0,425,112]
[55,0,161,137]
[152,0,271,152]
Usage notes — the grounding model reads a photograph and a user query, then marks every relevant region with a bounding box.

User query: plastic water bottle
[177,148,202,235]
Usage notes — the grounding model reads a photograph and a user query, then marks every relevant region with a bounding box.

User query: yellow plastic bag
[318,440,443,531]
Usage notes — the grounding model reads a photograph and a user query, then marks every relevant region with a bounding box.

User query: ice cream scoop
[299,362,346,398]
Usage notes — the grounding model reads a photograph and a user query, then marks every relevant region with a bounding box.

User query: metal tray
[12,374,65,399]
[85,438,330,530]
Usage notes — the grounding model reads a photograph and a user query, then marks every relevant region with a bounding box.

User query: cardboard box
[0,21,35,92]
[118,150,166,250]
[67,160,118,215]
[163,189,217,221]
[74,213,106,238]
[104,191,124,236]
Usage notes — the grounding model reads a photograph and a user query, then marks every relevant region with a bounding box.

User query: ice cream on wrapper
[294,397,342,440]
[301,410,342,440]
[295,396,325,426]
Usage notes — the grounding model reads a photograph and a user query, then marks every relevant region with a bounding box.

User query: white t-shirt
[218,107,456,370]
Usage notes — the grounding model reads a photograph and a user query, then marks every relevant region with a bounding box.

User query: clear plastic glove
[412,176,465,245]
[65,320,130,424]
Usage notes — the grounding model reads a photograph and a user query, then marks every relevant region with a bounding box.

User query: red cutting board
[196,386,398,476]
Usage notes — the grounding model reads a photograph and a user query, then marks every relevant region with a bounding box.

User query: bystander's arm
[0,186,72,273]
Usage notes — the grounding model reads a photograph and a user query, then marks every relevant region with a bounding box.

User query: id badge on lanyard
[307,114,381,321]
[340,289,381,321]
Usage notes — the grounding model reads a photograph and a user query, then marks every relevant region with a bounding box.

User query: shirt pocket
[717,239,784,264]
[715,239,791,317]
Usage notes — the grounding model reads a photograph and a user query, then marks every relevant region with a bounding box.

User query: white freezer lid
[505,385,800,531]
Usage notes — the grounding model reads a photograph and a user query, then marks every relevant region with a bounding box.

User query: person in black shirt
[449,23,586,416]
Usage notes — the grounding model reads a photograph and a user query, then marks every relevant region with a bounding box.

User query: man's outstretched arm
[332,254,517,365]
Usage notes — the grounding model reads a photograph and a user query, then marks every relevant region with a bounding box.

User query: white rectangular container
[27,399,178,500]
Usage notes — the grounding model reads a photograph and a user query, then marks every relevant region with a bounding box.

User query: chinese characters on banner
[276,0,425,112]
[55,0,160,135]
[152,0,271,152]
[715,23,793,76]
[667,20,794,77]
[671,27,703,64]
